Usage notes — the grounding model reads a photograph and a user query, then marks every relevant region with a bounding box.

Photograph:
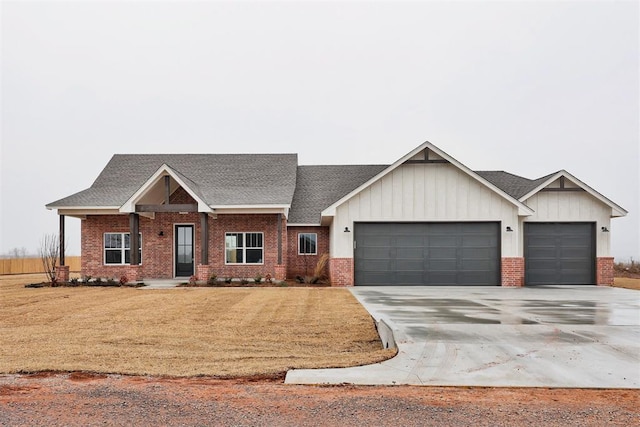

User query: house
[46,141,627,286]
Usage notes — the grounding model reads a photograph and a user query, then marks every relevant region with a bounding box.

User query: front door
[175,225,194,277]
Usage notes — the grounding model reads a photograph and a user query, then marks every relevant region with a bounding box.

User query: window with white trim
[225,232,263,264]
[104,233,142,265]
[298,233,317,255]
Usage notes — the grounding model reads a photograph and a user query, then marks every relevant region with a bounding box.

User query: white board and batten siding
[330,163,520,258]
[523,191,612,257]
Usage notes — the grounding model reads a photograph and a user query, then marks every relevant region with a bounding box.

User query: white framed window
[298,233,317,255]
[225,232,263,264]
[104,233,142,265]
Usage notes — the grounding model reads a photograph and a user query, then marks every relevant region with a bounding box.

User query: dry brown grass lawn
[0,274,395,377]
[613,277,640,291]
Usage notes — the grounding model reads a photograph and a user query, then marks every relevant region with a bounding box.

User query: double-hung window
[298,233,317,255]
[104,233,142,265]
[225,232,263,264]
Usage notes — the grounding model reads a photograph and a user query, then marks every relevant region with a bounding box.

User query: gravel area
[1,373,638,426]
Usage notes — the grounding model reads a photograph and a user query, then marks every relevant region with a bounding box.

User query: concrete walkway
[286,286,640,388]
[138,279,183,289]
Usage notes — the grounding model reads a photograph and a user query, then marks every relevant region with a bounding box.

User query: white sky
[1,0,638,260]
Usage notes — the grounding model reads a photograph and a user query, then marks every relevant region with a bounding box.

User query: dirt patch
[0,374,637,426]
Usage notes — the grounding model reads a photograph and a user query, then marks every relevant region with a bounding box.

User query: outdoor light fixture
[344,227,351,233]
[601,227,609,232]
[158,231,164,236]
[506,226,513,232]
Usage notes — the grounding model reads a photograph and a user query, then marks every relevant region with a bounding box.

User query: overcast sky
[1,0,638,260]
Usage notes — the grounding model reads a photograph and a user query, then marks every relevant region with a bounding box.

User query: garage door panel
[355,222,500,286]
[525,223,594,285]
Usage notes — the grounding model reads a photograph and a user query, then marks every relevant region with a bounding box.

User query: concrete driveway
[286,286,640,388]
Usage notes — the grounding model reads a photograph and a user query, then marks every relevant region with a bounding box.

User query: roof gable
[519,170,627,217]
[320,141,535,218]
[119,163,212,213]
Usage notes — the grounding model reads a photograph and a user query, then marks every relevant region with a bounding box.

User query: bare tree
[39,234,59,284]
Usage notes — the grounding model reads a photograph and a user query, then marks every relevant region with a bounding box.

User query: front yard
[0,274,394,377]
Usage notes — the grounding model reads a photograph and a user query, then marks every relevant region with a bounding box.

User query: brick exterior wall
[329,258,354,286]
[596,257,614,286]
[501,257,524,287]
[81,192,287,281]
[286,226,330,280]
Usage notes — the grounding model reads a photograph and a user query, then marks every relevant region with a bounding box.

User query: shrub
[240,278,249,285]
[224,277,233,284]
[119,276,129,285]
[265,273,272,283]
[69,277,79,286]
[106,278,118,286]
[207,274,218,286]
[81,275,92,284]
[189,275,198,285]
[253,274,263,284]
[94,277,103,285]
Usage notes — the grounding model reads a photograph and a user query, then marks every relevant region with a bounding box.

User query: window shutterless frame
[225,232,264,264]
[103,232,142,265]
[298,233,317,255]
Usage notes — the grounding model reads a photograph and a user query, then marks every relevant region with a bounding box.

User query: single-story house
[46,141,627,286]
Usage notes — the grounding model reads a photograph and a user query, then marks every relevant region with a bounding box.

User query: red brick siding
[209,214,285,280]
[596,257,614,286]
[286,226,330,280]
[329,258,354,286]
[501,257,524,287]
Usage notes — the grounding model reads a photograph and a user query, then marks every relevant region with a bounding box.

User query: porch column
[277,213,282,264]
[59,214,65,266]
[129,213,140,265]
[200,212,209,265]
[56,214,69,282]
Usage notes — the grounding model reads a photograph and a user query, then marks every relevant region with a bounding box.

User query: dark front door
[175,225,194,277]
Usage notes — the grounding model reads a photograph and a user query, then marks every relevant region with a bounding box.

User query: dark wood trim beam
[277,213,282,264]
[59,215,65,267]
[129,213,140,265]
[540,188,585,192]
[404,159,449,164]
[165,175,171,205]
[135,204,198,213]
[200,212,209,265]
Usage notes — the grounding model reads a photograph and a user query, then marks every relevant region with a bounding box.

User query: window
[298,233,317,255]
[225,232,263,264]
[104,233,142,265]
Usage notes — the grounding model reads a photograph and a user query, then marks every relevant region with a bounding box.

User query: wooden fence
[0,257,81,275]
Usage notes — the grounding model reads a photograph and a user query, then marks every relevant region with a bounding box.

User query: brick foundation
[329,258,354,286]
[56,265,70,282]
[596,257,614,286]
[126,265,143,282]
[501,257,524,287]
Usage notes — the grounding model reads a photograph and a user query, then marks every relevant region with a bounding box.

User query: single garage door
[354,222,500,286]
[524,223,595,285]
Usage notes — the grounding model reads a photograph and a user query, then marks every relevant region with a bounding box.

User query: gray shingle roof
[474,170,557,199]
[47,154,299,208]
[47,153,558,218]
[288,165,389,224]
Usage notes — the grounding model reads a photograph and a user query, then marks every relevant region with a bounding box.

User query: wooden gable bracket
[541,176,585,192]
[404,147,450,164]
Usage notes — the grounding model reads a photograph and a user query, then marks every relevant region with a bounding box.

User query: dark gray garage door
[354,222,500,286]
[524,223,595,285]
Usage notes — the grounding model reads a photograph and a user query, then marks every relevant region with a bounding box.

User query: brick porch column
[56,265,70,283]
[274,264,286,281]
[596,257,614,286]
[197,264,214,281]
[501,257,524,287]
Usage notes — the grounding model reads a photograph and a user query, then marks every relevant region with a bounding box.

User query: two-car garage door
[354,222,500,286]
